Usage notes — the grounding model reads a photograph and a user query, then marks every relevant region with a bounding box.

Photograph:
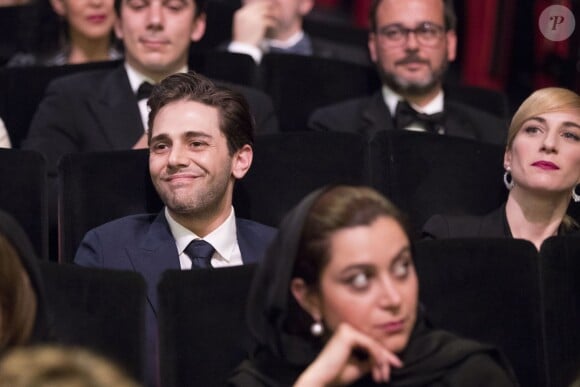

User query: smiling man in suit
[23,0,277,176]
[74,72,276,386]
[308,0,507,145]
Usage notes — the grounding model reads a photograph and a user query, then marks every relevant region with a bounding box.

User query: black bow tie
[394,100,445,134]
[136,81,154,101]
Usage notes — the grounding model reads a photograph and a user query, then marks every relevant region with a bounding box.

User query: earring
[503,169,514,190]
[573,185,580,203]
[310,321,324,337]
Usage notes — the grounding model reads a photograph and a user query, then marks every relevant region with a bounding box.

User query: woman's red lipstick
[532,161,559,170]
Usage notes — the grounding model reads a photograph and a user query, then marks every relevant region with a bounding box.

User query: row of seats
[37,236,580,387]
[5,130,580,263]
[0,51,510,148]
[1,131,517,262]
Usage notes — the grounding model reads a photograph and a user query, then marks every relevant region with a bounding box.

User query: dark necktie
[184,239,215,269]
[136,81,154,101]
[394,100,445,134]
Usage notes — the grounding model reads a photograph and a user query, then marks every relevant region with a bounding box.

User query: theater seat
[158,264,256,387]
[261,53,379,132]
[0,148,48,260]
[39,261,146,383]
[539,236,580,387]
[369,130,507,233]
[234,132,370,226]
[57,149,162,263]
[414,238,546,387]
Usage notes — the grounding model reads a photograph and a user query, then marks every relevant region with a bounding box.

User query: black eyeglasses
[376,22,445,47]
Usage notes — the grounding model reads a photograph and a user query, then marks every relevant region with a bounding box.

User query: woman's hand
[294,323,402,387]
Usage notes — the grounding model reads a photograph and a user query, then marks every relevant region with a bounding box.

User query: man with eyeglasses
[308,0,507,145]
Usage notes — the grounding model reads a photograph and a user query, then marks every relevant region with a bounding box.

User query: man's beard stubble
[379,52,449,98]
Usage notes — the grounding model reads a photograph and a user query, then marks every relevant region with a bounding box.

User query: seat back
[414,238,546,387]
[57,149,162,263]
[234,132,370,226]
[369,130,507,232]
[0,148,48,259]
[158,264,256,387]
[0,60,120,148]
[262,53,379,131]
[445,83,510,120]
[539,236,580,387]
[39,261,146,383]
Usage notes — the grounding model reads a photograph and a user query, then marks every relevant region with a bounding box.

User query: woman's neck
[67,32,112,64]
[505,188,570,250]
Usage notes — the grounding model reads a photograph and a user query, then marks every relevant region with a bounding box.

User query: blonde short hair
[507,87,580,149]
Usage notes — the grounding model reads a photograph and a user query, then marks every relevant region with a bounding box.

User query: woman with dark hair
[423,87,580,249]
[0,210,48,353]
[229,186,518,386]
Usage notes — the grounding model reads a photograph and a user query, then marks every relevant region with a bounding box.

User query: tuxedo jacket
[308,91,507,145]
[23,65,279,175]
[74,211,276,386]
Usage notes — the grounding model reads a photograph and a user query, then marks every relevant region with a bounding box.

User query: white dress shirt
[382,85,444,132]
[164,206,243,269]
[124,63,188,131]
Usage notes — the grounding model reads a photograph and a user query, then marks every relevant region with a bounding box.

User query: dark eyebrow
[338,245,412,275]
[183,131,211,138]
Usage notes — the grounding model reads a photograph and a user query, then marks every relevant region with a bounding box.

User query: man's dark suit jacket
[23,65,279,175]
[74,211,276,386]
[308,91,507,145]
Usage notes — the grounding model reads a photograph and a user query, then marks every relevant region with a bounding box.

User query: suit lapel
[125,212,180,316]
[361,92,395,136]
[88,66,144,149]
[236,220,258,264]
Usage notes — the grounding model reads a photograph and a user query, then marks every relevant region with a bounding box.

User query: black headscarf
[0,209,49,348]
[232,187,518,386]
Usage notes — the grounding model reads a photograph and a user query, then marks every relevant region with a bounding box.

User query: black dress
[228,188,519,387]
[422,204,580,240]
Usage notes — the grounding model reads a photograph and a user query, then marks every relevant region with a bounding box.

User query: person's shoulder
[236,218,277,237]
[88,213,159,238]
[308,94,376,131]
[45,64,123,93]
[445,351,519,387]
[421,213,488,239]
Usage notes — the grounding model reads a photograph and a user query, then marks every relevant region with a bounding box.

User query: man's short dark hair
[114,0,206,17]
[147,71,255,155]
[368,0,457,32]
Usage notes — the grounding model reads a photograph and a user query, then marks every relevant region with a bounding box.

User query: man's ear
[190,13,207,42]
[114,17,124,40]
[290,278,322,321]
[298,0,315,16]
[50,0,66,17]
[231,144,253,179]
[368,32,378,64]
[445,30,457,62]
